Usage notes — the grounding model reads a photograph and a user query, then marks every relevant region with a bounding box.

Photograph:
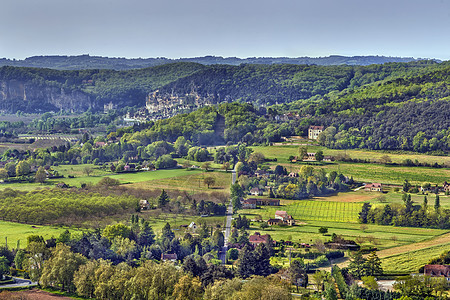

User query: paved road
[0,277,37,289]
[220,169,236,264]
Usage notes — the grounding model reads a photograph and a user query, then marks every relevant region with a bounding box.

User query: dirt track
[0,289,72,300]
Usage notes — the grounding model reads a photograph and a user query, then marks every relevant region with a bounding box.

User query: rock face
[0,79,95,113]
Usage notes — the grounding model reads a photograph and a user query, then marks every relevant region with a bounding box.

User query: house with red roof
[249,232,271,247]
[364,183,382,192]
[424,265,450,281]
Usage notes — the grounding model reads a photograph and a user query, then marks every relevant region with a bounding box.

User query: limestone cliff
[0,79,95,113]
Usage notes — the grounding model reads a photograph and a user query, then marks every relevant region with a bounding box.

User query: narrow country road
[220,169,236,264]
[0,277,37,289]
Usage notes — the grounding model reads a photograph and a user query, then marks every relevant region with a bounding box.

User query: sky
[1,0,450,60]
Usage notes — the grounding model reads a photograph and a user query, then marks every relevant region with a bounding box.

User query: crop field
[381,243,450,273]
[0,221,80,248]
[240,199,363,223]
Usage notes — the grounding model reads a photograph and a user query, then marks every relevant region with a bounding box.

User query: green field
[238,193,448,251]
[252,145,450,166]
[128,169,232,193]
[381,243,450,273]
[0,221,80,248]
[251,145,450,185]
[240,199,363,223]
[0,165,206,190]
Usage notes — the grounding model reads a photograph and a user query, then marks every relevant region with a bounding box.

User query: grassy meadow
[251,145,450,166]
[0,221,80,248]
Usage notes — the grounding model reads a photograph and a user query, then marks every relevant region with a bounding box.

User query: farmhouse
[244,198,280,206]
[139,200,150,210]
[323,156,335,162]
[267,219,283,226]
[364,183,382,192]
[273,210,295,226]
[249,232,271,247]
[275,210,288,220]
[303,153,316,161]
[188,222,198,230]
[308,125,324,140]
[250,187,263,196]
[424,265,450,281]
[242,199,257,209]
[443,182,450,193]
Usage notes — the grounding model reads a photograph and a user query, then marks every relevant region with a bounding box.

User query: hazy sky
[2,0,450,60]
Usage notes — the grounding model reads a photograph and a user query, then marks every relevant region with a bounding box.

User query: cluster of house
[420,182,450,194]
[290,153,334,162]
[267,210,295,226]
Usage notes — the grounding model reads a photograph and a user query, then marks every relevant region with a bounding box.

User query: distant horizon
[0,53,440,61]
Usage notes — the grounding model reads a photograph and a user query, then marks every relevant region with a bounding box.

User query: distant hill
[0,60,446,114]
[0,54,428,70]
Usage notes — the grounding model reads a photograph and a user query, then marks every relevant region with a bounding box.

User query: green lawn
[0,221,81,248]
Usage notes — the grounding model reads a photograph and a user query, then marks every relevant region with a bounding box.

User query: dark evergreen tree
[157,189,170,208]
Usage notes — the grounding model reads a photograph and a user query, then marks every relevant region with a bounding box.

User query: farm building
[161,253,178,262]
[244,198,280,206]
[424,265,450,281]
[303,153,316,161]
[274,210,295,226]
[267,219,283,226]
[364,183,382,192]
[443,182,450,193]
[249,232,271,247]
[250,187,264,196]
[139,200,150,210]
[242,199,257,209]
[188,222,198,230]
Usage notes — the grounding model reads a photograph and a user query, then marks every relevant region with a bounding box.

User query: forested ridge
[0,60,445,113]
[0,54,420,70]
[292,62,450,152]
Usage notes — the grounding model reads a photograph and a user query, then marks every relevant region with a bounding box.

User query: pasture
[251,145,450,166]
[0,221,80,248]
[127,169,232,193]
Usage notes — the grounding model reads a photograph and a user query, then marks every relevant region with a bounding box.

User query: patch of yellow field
[313,192,379,203]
